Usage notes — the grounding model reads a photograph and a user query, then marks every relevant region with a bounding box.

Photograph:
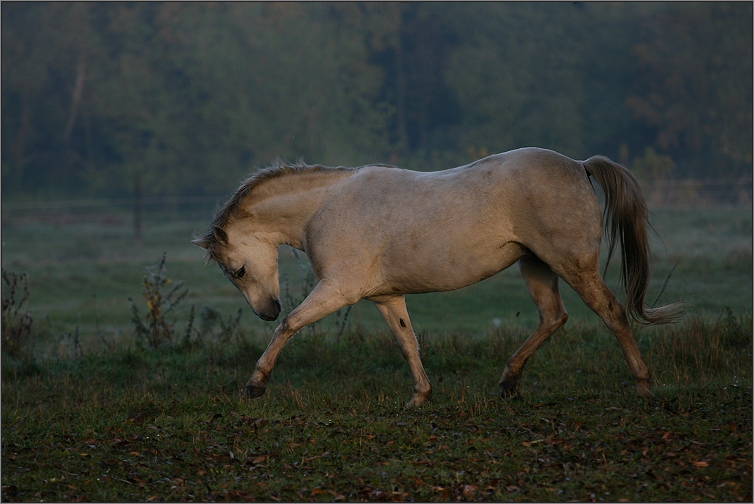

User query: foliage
[129,253,189,349]
[1,313,752,502]
[631,146,675,183]
[2,3,751,202]
[444,3,589,158]
[627,2,753,178]
[1,270,34,359]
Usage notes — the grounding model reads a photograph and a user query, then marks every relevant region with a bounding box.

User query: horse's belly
[373,240,526,295]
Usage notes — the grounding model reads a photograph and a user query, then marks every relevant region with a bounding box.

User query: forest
[1,2,752,201]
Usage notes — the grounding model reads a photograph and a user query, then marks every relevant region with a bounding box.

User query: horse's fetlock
[635,380,652,398]
[502,359,519,377]
[416,385,432,399]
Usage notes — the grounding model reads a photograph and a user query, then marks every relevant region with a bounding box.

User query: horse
[193,147,683,406]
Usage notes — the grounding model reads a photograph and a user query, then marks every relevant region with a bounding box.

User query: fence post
[134,172,142,246]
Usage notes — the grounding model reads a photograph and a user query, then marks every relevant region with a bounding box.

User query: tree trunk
[394,21,409,156]
[63,51,86,144]
[134,173,143,246]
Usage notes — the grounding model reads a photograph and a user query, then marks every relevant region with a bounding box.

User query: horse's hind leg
[561,266,652,397]
[500,256,568,398]
[373,295,432,407]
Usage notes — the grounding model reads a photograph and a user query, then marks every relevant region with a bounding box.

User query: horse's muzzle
[257,298,281,321]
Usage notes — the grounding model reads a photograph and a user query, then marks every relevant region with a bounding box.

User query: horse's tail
[583,155,684,325]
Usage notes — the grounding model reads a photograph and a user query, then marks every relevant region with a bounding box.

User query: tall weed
[129,253,189,348]
[647,308,752,386]
[1,270,34,359]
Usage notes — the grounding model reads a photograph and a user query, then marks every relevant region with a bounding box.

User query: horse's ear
[213,226,229,245]
[191,238,208,249]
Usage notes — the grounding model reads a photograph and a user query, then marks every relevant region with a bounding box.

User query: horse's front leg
[245,280,353,399]
[372,295,432,407]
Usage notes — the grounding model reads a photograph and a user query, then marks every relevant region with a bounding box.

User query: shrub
[129,253,189,348]
[1,269,34,358]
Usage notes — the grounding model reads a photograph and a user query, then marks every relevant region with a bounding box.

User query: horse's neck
[245,171,351,249]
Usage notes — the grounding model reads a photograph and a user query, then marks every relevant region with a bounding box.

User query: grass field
[1,204,752,501]
[1,206,751,347]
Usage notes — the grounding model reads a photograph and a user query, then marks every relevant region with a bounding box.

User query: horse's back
[340,147,597,231]
[304,148,603,296]
[352,147,586,190]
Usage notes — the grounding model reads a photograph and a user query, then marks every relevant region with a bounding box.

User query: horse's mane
[195,160,364,261]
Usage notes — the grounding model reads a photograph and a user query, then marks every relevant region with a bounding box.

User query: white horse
[193,147,682,405]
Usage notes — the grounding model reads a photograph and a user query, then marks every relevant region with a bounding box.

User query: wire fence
[2,195,223,227]
[638,178,752,209]
[1,178,751,228]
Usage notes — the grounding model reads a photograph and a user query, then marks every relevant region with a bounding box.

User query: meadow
[1,203,752,502]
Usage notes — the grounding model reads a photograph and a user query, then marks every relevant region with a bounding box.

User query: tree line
[2,2,751,201]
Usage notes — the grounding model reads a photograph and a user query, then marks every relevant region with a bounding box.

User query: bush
[129,253,189,348]
[1,269,34,358]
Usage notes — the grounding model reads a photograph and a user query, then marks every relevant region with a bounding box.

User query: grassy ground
[2,313,752,502]
[1,205,752,501]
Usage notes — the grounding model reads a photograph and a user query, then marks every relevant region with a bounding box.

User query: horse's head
[192,225,282,321]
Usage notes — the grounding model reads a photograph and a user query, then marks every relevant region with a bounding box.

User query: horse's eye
[235,266,246,279]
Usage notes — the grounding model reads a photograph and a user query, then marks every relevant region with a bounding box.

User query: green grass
[2,313,752,502]
[1,205,752,501]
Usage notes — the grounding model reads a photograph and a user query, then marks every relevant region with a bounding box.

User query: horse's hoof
[244,381,266,399]
[499,380,521,399]
[636,380,653,398]
[406,393,430,408]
